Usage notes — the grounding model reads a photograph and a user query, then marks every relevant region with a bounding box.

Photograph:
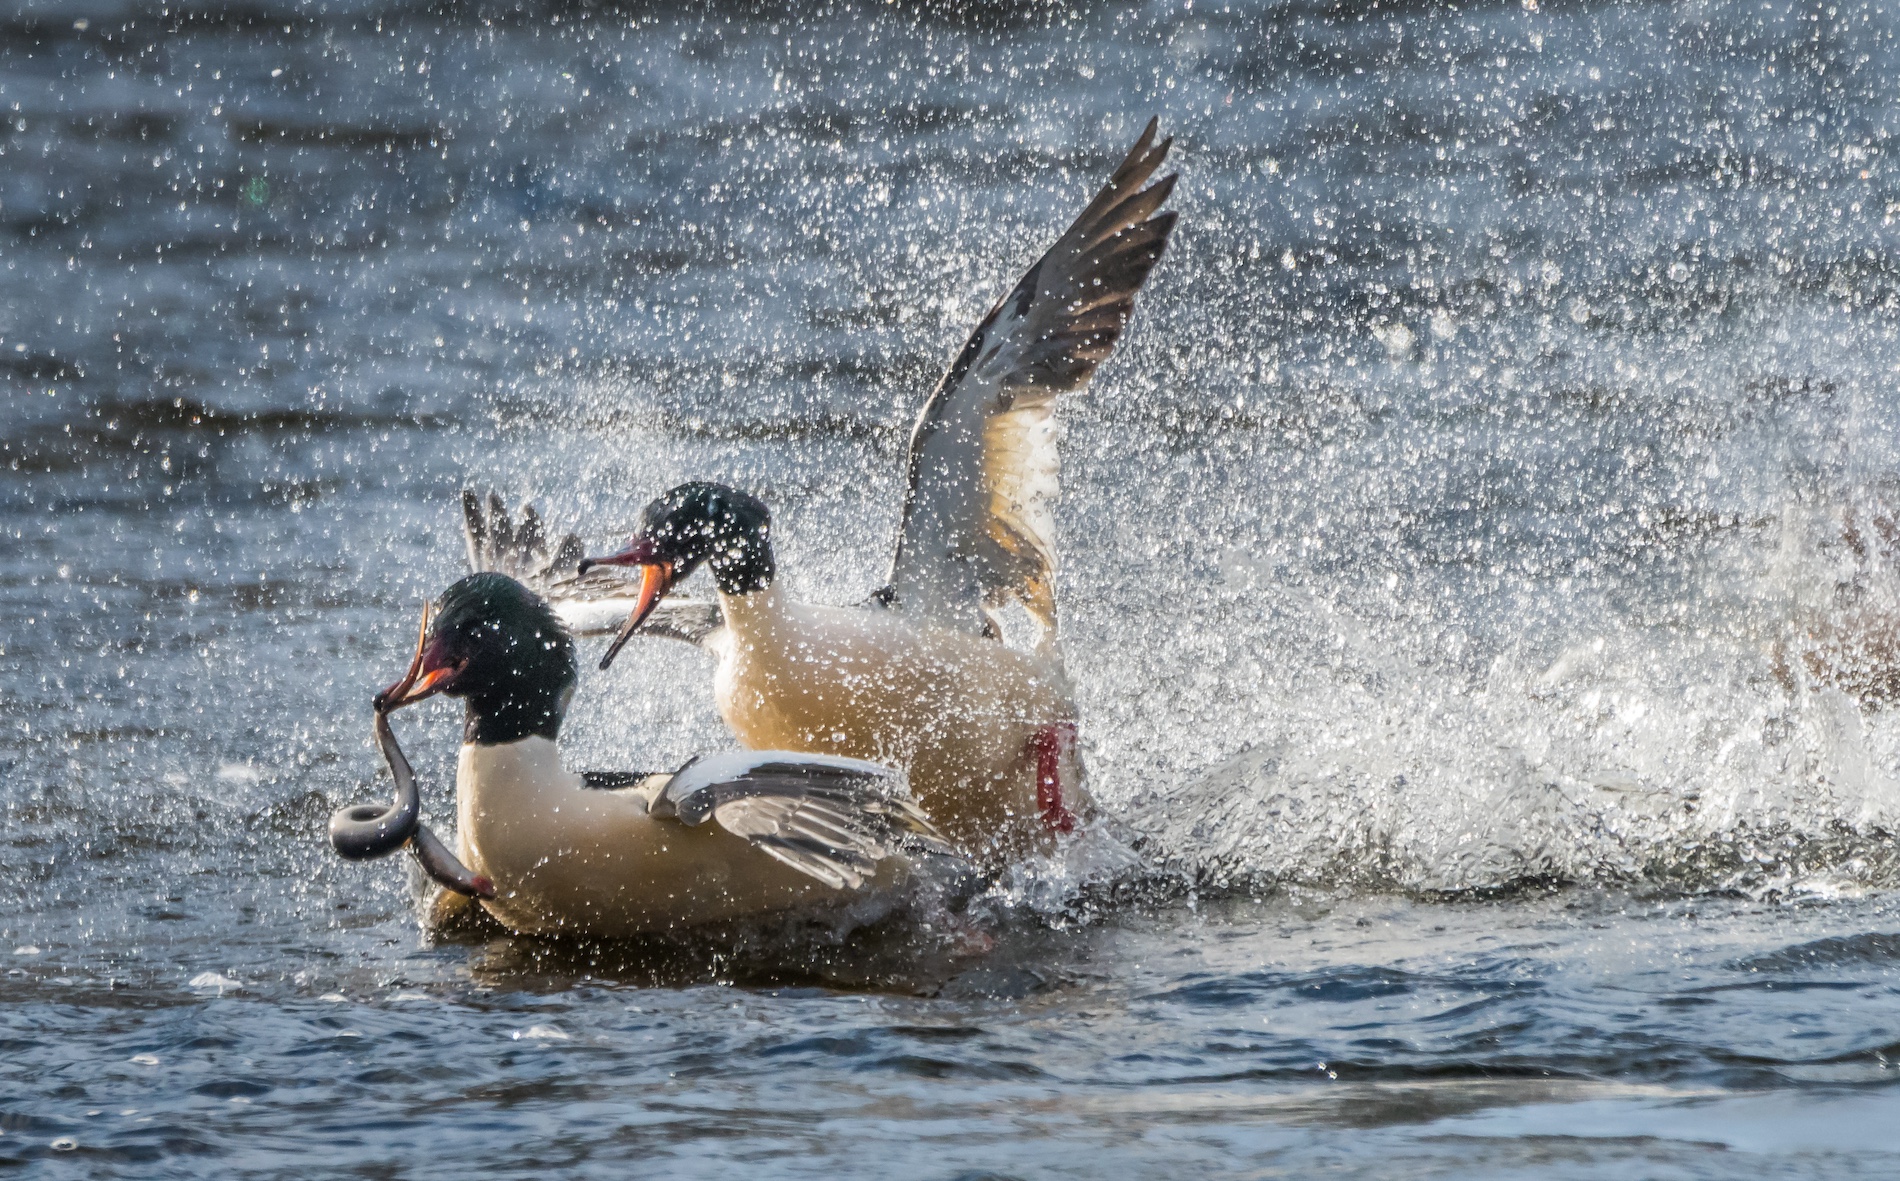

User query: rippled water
[5,0,1900,1175]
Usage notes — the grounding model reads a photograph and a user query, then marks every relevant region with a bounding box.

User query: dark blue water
[4,0,1900,1175]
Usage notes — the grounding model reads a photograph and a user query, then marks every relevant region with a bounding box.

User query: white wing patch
[983,396,1065,632]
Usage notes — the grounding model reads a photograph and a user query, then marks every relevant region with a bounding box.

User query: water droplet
[1373,323,1416,360]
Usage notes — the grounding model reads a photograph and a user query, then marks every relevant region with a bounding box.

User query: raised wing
[461,490,722,646]
[884,119,1178,641]
[650,750,954,890]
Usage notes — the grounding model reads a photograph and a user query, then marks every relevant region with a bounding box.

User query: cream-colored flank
[709,585,1087,864]
[453,737,905,938]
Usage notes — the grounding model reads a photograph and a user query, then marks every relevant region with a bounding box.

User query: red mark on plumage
[1032,723,1079,835]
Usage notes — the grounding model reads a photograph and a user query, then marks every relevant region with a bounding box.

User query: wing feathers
[1066,121,1171,237]
[886,119,1178,640]
[461,489,487,571]
[550,533,585,573]
[460,491,721,648]
[651,751,954,890]
[748,836,861,891]
[486,493,516,559]
[1083,172,1178,253]
[463,489,572,582]
[516,505,547,565]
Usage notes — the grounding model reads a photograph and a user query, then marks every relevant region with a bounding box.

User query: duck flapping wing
[881,118,1178,643]
[460,490,722,646]
[648,750,954,890]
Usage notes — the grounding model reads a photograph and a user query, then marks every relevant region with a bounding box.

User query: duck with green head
[330,572,954,938]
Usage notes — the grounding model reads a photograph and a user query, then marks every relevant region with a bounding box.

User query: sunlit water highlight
[3,0,1900,1175]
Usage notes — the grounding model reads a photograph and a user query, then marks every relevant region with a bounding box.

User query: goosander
[568,120,1178,864]
[327,572,953,937]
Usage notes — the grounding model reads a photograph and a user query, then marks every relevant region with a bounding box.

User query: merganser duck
[327,572,954,937]
[564,120,1179,864]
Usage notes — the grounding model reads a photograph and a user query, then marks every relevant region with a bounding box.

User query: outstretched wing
[884,119,1178,641]
[651,751,954,890]
[461,490,722,646]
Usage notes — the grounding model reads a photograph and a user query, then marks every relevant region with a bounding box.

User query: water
[4,0,1900,1174]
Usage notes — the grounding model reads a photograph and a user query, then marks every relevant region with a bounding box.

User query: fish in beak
[577,536,677,670]
[330,598,496,897]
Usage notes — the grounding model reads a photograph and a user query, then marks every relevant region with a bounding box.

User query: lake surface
[4,0,1900,1175]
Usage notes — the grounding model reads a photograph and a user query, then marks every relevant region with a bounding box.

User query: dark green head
[579,481,775,594]
[575,481,775,669]
[377,572,577,745]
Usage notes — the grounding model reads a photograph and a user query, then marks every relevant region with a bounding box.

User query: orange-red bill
[598,561,673,670]
[374,601,467,711]
[403,663,461,702]
[376,656,465,711]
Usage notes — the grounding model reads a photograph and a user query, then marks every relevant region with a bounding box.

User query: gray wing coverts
[887,118,1178,639]
[653,751,954,890]
[460,490,722,646]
